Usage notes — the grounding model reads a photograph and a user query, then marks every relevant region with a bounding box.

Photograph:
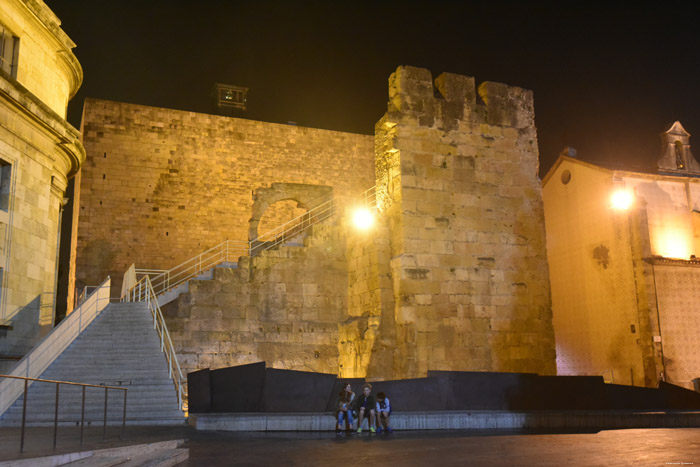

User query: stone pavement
[2,425,699,466]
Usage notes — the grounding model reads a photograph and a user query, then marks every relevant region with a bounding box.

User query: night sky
[48,1,700,177]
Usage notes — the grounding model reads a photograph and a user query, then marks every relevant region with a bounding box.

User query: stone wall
[76,99,375,296]
[0,0,82,117]
[374,66,556,378]
[163,221,347,376]
[0,0,84,364]
[79,67,557,381]
[339,216,395,378]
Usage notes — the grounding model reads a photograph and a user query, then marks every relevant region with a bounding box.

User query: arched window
[675,140,685,170]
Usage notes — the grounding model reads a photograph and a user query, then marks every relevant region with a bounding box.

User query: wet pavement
[1,425,699,466]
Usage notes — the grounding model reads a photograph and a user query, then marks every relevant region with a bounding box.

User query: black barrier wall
[187,363,700,413]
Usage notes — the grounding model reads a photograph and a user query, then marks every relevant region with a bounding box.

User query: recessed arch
[249,183,333,243]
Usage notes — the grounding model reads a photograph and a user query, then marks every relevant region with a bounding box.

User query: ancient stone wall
[163,221,347,376]
[374,66,556,378]
[339,216,395,378]
[76,99,374,296]
[79,67,557,381]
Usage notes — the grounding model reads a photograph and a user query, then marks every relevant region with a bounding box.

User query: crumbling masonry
[75,66,557,380]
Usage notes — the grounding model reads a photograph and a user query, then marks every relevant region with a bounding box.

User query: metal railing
[138,240,249,298]
[74,285,99,308]
[0,278,111,418]
[250,197,337,256]
[122,275,185,410]
[0,374,127,453]
[128,186,378,301]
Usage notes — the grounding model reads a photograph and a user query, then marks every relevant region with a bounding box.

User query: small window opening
[675,141,685,169]
[0,24,19,78]
[561,170,572,185]
[0,158,12,212]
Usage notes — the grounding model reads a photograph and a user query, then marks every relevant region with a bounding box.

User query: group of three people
[337,382,392,433]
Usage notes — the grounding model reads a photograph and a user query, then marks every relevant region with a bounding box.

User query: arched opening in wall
[257,199,309,243]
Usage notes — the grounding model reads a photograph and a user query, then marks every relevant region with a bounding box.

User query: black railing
[0,374,127,453]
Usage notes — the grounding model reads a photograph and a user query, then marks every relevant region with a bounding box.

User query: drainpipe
[52,198,69,326]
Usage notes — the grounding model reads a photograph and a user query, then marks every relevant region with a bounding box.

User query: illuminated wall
[543,155,700,388]
[542,159,653,386]
[0,0,84,368]
[627,178,699,260]
[76,99,375,298]
[123,67,557,380]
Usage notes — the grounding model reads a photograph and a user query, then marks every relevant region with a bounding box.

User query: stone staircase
[0,303,185,426]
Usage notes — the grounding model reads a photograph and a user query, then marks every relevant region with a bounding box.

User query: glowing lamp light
[655,230,691,259]
[352,207,375,230]
[610,190,634,210]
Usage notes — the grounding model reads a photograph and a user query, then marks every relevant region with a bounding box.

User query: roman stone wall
[339,216,395,378]
[163,221,348,376]
[376,66,556,378]
[76,99,374,297]
[78,67,557,382]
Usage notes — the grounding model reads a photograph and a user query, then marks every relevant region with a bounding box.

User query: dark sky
[48,1,700,176]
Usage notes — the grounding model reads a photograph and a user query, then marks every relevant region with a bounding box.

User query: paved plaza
[1,425,699,466]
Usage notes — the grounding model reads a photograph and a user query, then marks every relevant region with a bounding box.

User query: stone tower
[369,66,556,378]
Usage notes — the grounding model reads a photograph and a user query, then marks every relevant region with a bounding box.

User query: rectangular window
[0,158,11,212]
[0,23,19,78]
[213,83,248,110]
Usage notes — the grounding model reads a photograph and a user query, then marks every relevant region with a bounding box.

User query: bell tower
[657,121,700,174]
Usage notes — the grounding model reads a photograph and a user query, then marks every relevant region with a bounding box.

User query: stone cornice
[15,0,83,98]
[0,70,85,178]
[646,256,700,268]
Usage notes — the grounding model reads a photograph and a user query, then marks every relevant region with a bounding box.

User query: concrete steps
[0,303,185,426]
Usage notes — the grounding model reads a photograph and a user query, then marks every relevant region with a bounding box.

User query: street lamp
[610,190,634,210]
[352,207,375,230]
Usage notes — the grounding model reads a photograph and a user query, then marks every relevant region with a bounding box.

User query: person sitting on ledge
[336,382,355,433]
[354,383,376,433]
[375,392,392,433]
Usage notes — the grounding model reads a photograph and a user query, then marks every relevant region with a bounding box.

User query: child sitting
[353,383,376,433]
[375,392,392,433]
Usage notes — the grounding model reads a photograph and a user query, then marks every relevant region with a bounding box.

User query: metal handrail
[125,185,378,302]
[136,240,248,298]
[0,374,127,453]
[124,276,185,410]
[0,277,112,418]
[250,198,337,256]
[74,285,98,308]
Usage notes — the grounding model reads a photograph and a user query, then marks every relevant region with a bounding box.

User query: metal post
[80,386,86,447]
[53,383,60,449]
[20,379,28,453]
[103,388,108,441]
[121,390,127,440]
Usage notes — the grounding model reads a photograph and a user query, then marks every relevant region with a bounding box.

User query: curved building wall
[0,0,84,370]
